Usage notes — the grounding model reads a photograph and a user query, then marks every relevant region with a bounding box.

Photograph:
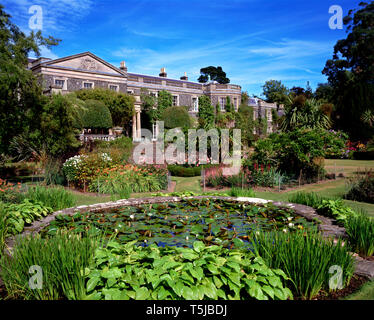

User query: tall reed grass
[229,187,256,198]
[346,214,374,257]
[288,192,330,209]
[0,202,7,253]
[0,231,99,300]
[251,230,354,299]
[25,185,76,211]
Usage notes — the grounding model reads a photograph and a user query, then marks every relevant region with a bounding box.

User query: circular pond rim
[4,196,374,279]
[5,196,346,247]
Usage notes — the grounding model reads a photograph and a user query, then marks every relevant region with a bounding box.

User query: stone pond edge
[4,196,374,280]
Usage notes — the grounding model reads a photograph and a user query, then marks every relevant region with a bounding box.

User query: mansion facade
[28,52,242,141]
[29,51,282,141]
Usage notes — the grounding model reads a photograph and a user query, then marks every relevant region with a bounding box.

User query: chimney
[180,72,188,81]
[120,61,127,72]
[159,67,167,77]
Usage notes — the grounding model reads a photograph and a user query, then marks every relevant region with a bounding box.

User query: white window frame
[83,81,94,89]
[172,95,179,106]
[109,84,119,92]
[233,97,238,111]
[127,89,134,95]
[220,97,226,111]
[53,77,67,90]
[192,97,199,112]
[150,91,158,97]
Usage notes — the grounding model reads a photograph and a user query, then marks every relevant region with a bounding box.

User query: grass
[0,202,7,252]
[325,159,374,176]
[25,185,76,211]
[0,231,99,300]
[345,280,374,300]
[345,214,374,257]
[251,230,355,300]
[229,187,256,197]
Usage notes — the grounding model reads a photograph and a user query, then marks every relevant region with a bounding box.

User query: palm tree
[280,96,332,131]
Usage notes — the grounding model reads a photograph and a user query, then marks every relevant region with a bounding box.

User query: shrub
[251,129,328,180]
[62,152,112,188]
[82,99,113,130]
[95,136,133,163]
[25,185,76,211]
[162,106,192,129]
[345,172,374,203]
[75,88,135,127]
[316,199,357,223]
[84,240,293,300]
[92,164,168,195]
[0,179,24,204]
[345,214,374,257]
[44,158,65,185]
[4,199,52,235]
[251,230,355,299]
[320,130,349,159]
[0,232,98,300]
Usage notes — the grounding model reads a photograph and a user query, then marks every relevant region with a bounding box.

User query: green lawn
[345,280,374,300]
[69,160,374,216]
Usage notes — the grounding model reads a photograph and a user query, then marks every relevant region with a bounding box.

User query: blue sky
[2,0,360,96]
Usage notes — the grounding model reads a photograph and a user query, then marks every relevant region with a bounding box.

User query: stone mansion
[28,52,281,141]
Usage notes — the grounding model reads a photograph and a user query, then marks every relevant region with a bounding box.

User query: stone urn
[113,127,123,136]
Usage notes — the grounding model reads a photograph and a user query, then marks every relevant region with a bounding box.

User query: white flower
[186,236,189,241]
[287,217,293,221]
[144,239,147,243]
[288,223,294,227]
[282,229,288,233]
[130,215,135,220]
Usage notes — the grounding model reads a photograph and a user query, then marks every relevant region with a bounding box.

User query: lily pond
[42,199,317,248]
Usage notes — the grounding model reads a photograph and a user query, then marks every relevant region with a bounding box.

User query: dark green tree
[82,100,113,131]
[198,96,215,129]
[198,66,230,84]
[162,106,191,129]
[322,1,374,140]
[0,5,59,155]
[75,88,134,128]
[224,96,235,113]
[262,80,290,105]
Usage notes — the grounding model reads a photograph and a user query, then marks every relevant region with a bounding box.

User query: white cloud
[2,0,94,32]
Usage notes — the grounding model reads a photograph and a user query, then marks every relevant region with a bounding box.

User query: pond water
[42,199,316,248]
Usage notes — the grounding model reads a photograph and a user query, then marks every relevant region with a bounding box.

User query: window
[267,109,272,121]
[172,95,179,106]
[109,85,118,91]
[55,79,65,88]
[234,98,238,111]
[220,97,226,111]
[150,91,158,97]
[127,90,134,95]
[83,82,93,89]
[192,97,198,112]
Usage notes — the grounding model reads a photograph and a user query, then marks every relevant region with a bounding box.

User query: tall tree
[198,66,230,84]
[0,5,59,155]
[262,80,290,105]
[198,96,215,129]
[322,1,374,140]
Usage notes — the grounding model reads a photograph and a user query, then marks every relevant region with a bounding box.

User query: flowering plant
[0,179,23,203]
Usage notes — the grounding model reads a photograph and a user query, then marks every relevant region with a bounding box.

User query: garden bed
[3,196,374,300]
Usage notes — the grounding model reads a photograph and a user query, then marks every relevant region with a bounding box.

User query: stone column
[136,111,141,141]
[132,114,136,141]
